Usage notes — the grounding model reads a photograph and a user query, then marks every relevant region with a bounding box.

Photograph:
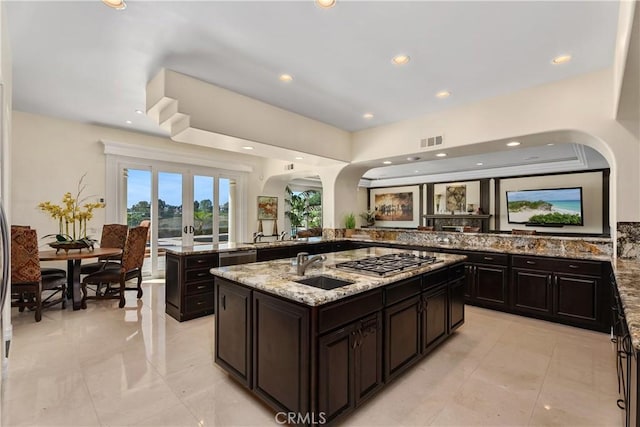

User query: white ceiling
[5,0,619,177]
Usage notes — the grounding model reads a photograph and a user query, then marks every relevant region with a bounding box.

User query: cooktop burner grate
[334,253,443,277]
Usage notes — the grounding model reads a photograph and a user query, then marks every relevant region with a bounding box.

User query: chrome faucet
[279,231,288,241]
[253,232,264,243]
[296,252,326,276]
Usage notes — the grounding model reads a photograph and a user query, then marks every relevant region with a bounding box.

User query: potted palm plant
[344,213,356,237]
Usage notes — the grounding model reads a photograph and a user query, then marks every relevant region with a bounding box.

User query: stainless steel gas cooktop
[334,253,443,277]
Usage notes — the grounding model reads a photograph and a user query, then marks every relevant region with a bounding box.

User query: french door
[119,161,241,277]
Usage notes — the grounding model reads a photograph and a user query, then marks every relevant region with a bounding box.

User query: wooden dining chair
[511,229,536,235]
[11,225,67,279]
[80,223,128,275]
[81,225,148,309]
[10,227,67,322]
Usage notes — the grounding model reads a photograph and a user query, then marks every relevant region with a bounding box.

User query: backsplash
[618,222,640,260]
[325,227,613,261]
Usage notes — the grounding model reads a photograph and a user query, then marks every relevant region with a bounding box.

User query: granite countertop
[612,259,640,350]
[210,247,466,307]
[163,236,329,255]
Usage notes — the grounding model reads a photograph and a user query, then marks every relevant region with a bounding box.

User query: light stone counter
[210,247,466,307]
[613,259,640,350]
[163,236,328,256]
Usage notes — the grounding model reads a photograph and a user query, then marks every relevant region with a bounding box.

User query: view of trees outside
[285,186,322,236]
[126,169,230,241]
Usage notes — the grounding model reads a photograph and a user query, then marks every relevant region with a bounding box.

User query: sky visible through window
[127,169,230,207]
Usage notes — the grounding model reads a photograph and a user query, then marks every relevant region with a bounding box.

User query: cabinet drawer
[449,264,465,281]
[185,254,218,269]
[468,252,509,266]
[319,290,383,334]
[385,276,421,306]
[186,281,213,295]
[422,269,448,291]
[185,292,214,313]
[185,268,214,282]
[512,256,601,276]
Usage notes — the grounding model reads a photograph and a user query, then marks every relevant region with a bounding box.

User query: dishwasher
[219,250,257,266]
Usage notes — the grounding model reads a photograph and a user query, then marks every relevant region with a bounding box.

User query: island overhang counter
[209,247,467,425]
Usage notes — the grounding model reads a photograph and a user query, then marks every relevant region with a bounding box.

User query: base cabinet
[166,252,217,321]
[318,313,382,423]
[511,269,552,315]
[214,262,465,426]
[215,278,251,386]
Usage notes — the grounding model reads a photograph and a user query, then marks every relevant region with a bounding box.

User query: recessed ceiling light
[382,160,392,165]
[135,109,144,115]
[241,146,254,150]
[406,156,420,161]
[295,156,304,160]
[526,156,540,160]
[436,153,447,157]
[279,74,293,82]
[125,120,132,124]
[102,0,126,10]
[391,55,411,65]
[547,143,555,146]
[476,162,484,166]
[506,141,521,147]
[414,170,420,173]
[315,0,336,8]
[363,113,374,119]
[552,54,572,65]
[435,91,451,99]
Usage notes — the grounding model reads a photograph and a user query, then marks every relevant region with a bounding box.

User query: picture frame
[369,185,420,228]
[257,196,278,220]
[446,185,466,213]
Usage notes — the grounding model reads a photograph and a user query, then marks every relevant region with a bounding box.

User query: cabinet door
[354,314,383,406]
[253,292,309,414]
[474,264,508,306]
[215,278,252,387]
[463,264,474,299]
[165,254,181,311]
[511,268,552,316]
[554,273,598,323]
[422,284,448,353]
[384,295,421,380]
[318,324,354,422]
[449,277,465,332]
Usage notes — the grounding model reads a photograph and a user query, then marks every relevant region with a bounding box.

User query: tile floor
[1,280,622,426]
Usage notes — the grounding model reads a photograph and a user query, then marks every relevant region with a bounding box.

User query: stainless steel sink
[294,275,355,290]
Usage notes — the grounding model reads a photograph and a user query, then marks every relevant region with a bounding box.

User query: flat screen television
[506,187,584,226]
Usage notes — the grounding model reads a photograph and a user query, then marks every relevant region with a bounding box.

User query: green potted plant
[360,210,375,227]
[344,213,356,237]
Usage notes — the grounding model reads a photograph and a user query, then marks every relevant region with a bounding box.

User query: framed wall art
[369,185,420,228]
[257,196,278,220]
[446,185,466,213]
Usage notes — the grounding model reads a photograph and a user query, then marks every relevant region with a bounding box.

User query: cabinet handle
[222,295,226,310]
[197,259,206,264]
[483,256,494,261]
[196,301,205,305]
[526,260,536,265]
[568,264,579,269]
[197,285,206,290]
[197,272,208,277]
[617,399,626,410]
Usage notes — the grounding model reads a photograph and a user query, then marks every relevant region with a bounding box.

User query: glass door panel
[193,175,215,245]
[158,172,183,265]
[125,168,152,276]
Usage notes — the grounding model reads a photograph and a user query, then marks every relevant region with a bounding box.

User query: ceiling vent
[420,135,444,148]
[285,163,295,171]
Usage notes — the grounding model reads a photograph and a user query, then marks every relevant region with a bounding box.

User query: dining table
[39,247,123,310]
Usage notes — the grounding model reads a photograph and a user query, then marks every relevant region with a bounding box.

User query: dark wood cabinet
[318,313,382,422]
[511,268,552,315]
[455,251,509,310]
[384,295,421,380]
[256,246,294,261]
[252,291,310,415]
[215,278,252,387]
[165,252,217,321]
[510,255,606,331]
[422,284,448,353]
[449,276,465,332]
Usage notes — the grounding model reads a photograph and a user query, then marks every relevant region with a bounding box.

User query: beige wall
[348,69,639,228]
[11,111,264,242]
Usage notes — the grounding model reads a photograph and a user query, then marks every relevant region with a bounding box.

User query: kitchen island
[209,247,466,425]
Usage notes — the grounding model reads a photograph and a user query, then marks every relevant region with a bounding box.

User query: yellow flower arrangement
[38,174,105,241]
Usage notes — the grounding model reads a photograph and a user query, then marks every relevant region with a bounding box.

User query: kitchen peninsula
[209,247,466,425]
